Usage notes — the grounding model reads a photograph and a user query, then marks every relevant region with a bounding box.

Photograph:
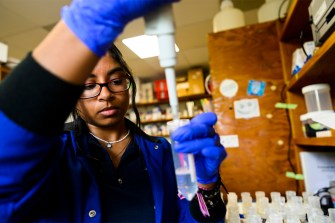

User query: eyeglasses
[80,75,131,99]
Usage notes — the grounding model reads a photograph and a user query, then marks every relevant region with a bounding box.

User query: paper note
[219,79,238,98]
[220,135,239,148]
[234,98,260,119]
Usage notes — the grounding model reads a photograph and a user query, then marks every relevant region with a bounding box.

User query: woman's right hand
[61,0,179,57]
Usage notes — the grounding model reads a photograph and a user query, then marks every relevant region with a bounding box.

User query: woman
[0,0,226,222]
[68,45,227,222]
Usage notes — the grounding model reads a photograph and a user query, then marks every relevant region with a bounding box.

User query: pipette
[144,4,179,121]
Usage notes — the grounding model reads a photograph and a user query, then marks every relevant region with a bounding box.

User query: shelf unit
[279,0,335,192]
[135,93,211,107]
[133,93,212,137]
[0,64,11,81]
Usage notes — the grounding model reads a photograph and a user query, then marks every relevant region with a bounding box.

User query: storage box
[141,82,154,103]
[154,79,167,92]
[155,90,169,100]
[176,82,189,97]
[154,79,168,100]
[300,112,334,138]
[187,68,205,95]
[302,83,334,113]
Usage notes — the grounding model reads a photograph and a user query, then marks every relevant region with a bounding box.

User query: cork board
[208,21,297,198]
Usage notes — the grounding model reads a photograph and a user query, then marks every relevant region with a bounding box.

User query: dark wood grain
[208,21,297,198]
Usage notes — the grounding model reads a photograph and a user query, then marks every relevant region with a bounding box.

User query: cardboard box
[154,79,167,92]
[188,68,205,95]
[141,82,154,103]
[176,82,189,97]
[154,79,168,100]
[155,90,169,100]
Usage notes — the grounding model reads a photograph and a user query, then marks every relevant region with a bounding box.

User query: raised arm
[34,0,179,85]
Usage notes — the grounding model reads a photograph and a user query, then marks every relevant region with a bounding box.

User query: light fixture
[257,0,289,23]
[213,0,245,33]
[122,35,179,59]
[0,42,8,63]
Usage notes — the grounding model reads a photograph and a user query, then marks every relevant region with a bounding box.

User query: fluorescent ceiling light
[122,35,179,59]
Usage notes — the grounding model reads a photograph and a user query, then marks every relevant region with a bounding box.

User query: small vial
[242,195,253,218]
[328,208,335,223]
[308,196,321,209]
[246,213,262,223]
[255,191,265,215]
[286,216,300,223]
[270,192,281,203]
[227,208,241,223]
[227,192,240,221]
[267,213,283,223]
[258,197,269,219]
[285,190,296,204]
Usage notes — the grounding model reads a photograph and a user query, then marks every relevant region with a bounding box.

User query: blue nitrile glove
[171,112,227,185]
[61,0,178,57]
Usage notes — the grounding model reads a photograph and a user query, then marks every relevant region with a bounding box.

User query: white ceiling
[0,0,264,81]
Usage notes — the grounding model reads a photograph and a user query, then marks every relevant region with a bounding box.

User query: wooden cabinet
[279,0,335,192]
[0,65,11,81]
[208,21,295,196]
[130,93,212,137]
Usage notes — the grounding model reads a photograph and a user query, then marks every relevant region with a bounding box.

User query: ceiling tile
[3,28,48,59]
[127,57,164,80]
[0,6,35,38]
[175,19,213,50]
[173,0,220,27]
[0,0,70,26]
[182,47,209,67]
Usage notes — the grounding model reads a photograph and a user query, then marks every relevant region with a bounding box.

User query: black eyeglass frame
[80,75,132,99]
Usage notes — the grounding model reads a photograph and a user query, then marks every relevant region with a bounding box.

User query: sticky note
[275,103,297,109]
[295,174,304,180]
[286,172,304,180]
[286,171,296,179]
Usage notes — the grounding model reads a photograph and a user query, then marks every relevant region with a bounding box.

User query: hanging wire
[299,19,313,57]
[278,0,289,23]
[280,84,300,194]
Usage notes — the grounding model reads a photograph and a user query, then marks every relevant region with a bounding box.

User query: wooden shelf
[0,64,11,80]
[141,116,193,124]
[278,0,335,194]
[151,134,169,137]
[294,137,335,147]
[287,31,335,91]
[135,93,211,107]
[280,0,312,41]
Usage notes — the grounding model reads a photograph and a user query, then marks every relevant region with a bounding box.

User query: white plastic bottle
[213,0,245,32]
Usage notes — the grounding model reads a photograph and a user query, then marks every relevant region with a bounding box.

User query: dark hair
[71,44,141,128]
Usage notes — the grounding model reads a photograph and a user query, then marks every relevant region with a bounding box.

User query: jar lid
[302,83,330,94]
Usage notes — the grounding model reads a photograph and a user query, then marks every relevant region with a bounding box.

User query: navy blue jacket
[0,54,196,222]
[0,111,196,222]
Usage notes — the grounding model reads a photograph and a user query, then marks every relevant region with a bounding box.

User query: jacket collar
[65,117,165,222]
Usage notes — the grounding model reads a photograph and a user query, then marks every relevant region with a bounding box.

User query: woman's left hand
[171,112,227,185]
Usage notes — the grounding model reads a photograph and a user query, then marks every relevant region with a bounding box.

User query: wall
[208,21,297,198]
